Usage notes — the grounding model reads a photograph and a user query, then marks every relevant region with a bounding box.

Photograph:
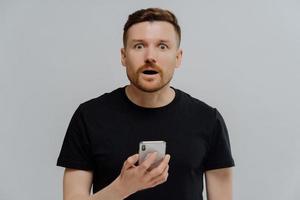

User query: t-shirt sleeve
[203,108,235,171]
[57,105,94,170]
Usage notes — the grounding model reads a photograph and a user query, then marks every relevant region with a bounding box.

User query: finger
[159,154,171,166]
[138,152,158,172]
[149,171,169,188]
[123,154,139,170]
[148,154,170,177]
[149,164,169,181]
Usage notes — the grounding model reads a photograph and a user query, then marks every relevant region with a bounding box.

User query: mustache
[137,61,162,74]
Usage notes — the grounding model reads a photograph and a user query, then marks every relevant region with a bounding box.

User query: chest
[89,114,210,175]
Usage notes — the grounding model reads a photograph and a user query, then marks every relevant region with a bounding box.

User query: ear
[121,48,126,67]
[175,49,183,68]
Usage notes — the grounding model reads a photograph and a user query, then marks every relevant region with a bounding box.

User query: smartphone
[138,141,166,170]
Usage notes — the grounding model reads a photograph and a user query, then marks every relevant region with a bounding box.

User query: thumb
[123,154,139,170]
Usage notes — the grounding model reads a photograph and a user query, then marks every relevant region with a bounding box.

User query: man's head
[123,8,181,48]
[121,8,183,93]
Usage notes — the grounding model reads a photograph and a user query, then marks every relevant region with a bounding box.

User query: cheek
[158,54,177,68]
[126,53,144,67]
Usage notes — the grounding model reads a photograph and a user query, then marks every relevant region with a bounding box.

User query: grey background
[1,0,299,199]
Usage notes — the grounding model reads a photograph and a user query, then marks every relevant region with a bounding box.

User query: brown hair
[123,8,181,47]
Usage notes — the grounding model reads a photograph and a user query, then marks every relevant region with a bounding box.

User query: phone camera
[142,144,146,151]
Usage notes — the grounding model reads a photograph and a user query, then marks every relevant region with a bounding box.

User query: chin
[136,82,169,93]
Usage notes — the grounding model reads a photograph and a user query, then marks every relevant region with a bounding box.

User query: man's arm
[63,168,127,200]
[62,153,170,200]
[205,167,233,200]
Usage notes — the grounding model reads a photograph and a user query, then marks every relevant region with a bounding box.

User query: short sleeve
[56,105,94,170]
[203,109,235,171]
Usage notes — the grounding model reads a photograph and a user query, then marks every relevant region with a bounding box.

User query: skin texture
[121,21,183,108]
[121,21,182,93]
[62,20,233,200]
[205,168,233,200]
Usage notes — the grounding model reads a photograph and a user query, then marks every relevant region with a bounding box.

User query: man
[57,8,235,200]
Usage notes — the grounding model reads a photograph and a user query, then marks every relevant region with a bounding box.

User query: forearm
[65,177,130,200]
[88,177,130,200]
[63,153,168,200]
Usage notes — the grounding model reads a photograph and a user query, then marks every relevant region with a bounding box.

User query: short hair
[123,8,181,47]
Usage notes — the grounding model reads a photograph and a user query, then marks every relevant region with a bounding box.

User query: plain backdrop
[1,0,299,200]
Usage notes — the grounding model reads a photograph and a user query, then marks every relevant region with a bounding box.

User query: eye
[134,44,144,49]
[159,43,168,50]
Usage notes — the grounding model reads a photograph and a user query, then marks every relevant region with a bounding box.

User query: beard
[126,62,173,93]
[127,72,173,93]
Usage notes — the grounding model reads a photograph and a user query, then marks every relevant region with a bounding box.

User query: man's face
[121,21,182,93]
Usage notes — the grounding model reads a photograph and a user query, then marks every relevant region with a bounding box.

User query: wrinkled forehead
[126,21,179,45]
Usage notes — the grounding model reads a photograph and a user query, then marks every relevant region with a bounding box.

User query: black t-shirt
[57,86,235,200]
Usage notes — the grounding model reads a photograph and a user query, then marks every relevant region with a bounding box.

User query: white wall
[1,0,299,199]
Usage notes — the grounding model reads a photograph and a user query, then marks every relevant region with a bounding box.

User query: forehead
[126,21,178,43]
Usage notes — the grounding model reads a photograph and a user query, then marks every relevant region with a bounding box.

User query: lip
[141,73,159,76]
[142,67,160,74]
[140,73,160,79]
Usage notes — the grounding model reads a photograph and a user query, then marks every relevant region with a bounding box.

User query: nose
[144,46,157,64]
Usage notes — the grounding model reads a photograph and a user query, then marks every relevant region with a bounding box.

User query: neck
[125,84,175,108]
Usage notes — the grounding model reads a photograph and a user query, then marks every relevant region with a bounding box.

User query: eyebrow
[130,39,171,44]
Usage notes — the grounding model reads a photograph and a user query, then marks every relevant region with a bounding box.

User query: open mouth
[142,70,159,75]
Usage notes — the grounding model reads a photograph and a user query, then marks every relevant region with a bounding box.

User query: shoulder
[77,87,124,115]
[175,88,217,118]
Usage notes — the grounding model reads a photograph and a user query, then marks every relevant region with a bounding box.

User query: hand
[115,152,171,198]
